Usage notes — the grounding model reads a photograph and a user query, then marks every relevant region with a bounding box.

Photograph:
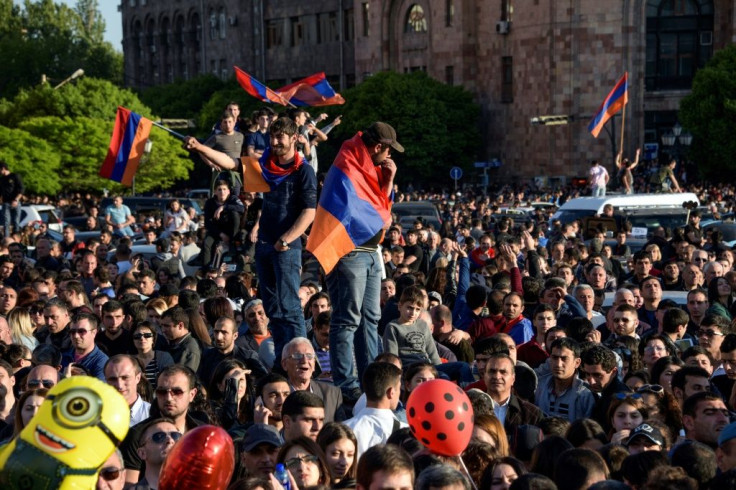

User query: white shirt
[130,395,151,426]
[344,407,407,458]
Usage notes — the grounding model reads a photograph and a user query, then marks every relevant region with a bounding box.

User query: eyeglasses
[697,329,725,338]
[149,431,183,444]
[27,379,55,389]
[289,353,315,361]
[133,333,154,340]
[614,392,643,400]
[155,387,187,397]
[285,455,319,470]
[637,384,664,395]
[69,328,94,336]
[644,345,667,353]
[99,467,124,481]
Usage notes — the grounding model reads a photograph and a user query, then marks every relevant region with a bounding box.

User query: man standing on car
[0,161,24,238]
[588,159,609,197]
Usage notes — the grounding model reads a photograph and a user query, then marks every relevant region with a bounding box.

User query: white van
[0,204,63,232]
[550,193,699,226]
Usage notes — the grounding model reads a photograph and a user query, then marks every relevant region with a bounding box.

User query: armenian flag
[306,134,392,274]
[588,73,628,138]
[277,73,345,107]
[99,107,152,186]
[234,67,290,105]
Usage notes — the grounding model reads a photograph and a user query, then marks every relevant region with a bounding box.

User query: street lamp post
[53,69,85,90]
[661,122,692,165]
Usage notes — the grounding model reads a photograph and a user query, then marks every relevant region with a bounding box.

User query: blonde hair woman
[8,307,38,350]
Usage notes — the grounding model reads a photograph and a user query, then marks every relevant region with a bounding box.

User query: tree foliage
[314,71,481,181]
[679,44,736,179]
[138,74,227,121]
[0,125,62,195]
[0,78,191,194]
[0,0,122,97]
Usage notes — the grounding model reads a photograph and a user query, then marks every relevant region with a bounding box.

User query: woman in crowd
[163,199,190,237]
[481,456,526,490]
[276,437,331,489]
[649,356,683,394]
[208,359,253,430]
[8,307,37,350]
[132,321,174,388]
[401,362,438,405]
[707,276,733,321]
[471,414,509,457]
[316,423,357,489]
[607,394,649,445]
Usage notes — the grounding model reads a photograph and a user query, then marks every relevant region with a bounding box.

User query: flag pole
[619,99,626,157]
[151,121,187,140]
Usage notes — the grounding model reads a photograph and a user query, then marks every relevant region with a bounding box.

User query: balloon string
[456,455,478,490]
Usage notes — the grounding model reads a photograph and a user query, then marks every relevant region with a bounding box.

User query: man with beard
[197,317,267,383]
[184,117,317,370]
[121,365,204,485]
[254,373,292,433]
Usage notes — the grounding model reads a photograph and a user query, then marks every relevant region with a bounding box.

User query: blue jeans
[3,202,20,237]
[255,241,305,367]
[113,225,135,237]
[592,185,606,197]
[326,250,382,393]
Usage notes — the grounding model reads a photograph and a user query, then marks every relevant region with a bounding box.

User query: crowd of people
[1,105,736,490]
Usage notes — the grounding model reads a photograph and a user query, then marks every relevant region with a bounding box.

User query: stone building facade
[121,0,730,181]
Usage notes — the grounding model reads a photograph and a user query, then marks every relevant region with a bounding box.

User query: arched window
[219,9,227,39]
[405,4,427,33]
[645,0,713,91]
[209,10,218,40]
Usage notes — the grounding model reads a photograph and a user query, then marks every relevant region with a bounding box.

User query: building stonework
[121,0,731,181]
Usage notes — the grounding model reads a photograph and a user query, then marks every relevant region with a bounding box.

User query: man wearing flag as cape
[306,122,401,403]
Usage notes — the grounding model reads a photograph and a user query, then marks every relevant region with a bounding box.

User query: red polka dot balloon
[406,379,474,456]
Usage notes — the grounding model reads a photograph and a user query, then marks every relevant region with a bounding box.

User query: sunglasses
[637,384,664,395]
[155,387,187,397]
[69,328,94,336]
[285,455,319,470]
[149,431,183,444]
[27,379,55,389]
[99,467,124,481]
[133,333,154,340]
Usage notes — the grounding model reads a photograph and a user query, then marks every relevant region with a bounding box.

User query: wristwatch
[280,239,288,248]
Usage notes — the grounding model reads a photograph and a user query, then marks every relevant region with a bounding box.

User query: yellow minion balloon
[0,376,130,489]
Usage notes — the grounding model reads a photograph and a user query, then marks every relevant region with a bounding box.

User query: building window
[645,0,713,91]
[501,56,513,102]
[209,11,217,40]
[266,19,284,48]
[445,0,454,26]
[405,5,427,33]
[219,10,227,39]
[291,17,303,47]
[344,8,354,41]
[361,3,369,37]
[445,65,454,85]
[501,0,511,21]
[317,12,339,43]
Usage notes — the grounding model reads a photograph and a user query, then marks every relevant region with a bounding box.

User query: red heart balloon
[159,425,235,490]
[406,379,474,456]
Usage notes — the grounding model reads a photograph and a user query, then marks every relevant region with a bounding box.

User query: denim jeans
[3,202,20,237]
[255,241,305,368]
[326,249,382,393]
[592,185,606,197]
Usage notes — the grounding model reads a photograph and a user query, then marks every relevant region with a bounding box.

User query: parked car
[99,197,203,221]
[392,201,442,230]
[0,204,64,232]
[703,221,736,248]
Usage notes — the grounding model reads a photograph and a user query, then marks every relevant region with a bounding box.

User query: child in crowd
[383,286,441,367]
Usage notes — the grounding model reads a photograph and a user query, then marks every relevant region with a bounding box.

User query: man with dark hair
[415,465,470,490]
[714,333,736,407]
[697,313,730,372]
[97,300,135,356]
[553,448,608,490]
[133,418,181,489]
[671,440,717,484]
[160,306,201,371]
[197,317,267,384]
[246,108,272,159]
[484,353,542,434]
[582,345,630,431]
[185,117,317,371]
[356,444,414,490]
[254,373,291,433]
[535,338,595,421]
[672,366,712,409]
[105,354,150,426]
[499,292,534,345]
[0,161,24,238]
[682,391,729,448]
[239,424,283,479]
[638,275,662,331]
[121,365,204,485]
[37,297,72,351]
[659,307,691,346]
[61,312,108,380]
[281,390,325,441]
[345,362,404,457]
[0,360,15,423]
[686,288,709,334]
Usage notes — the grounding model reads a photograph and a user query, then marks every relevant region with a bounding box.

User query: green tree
[0,0,122,97]
[0,125,62,194]
[680,44,736,179]
[138,74,227,121]
[316,71,481,181]
[0,77,192,194]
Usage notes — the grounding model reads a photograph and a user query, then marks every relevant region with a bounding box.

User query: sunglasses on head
[150,431,183,444]
[99,467,123,481]
[614,392,643,400]
[637,384,664,395]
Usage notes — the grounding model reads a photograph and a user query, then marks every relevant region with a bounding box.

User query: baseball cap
[241,424,284,452]
[365,122,404,153]
[719,421,736,446]
[625,423,664,447]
